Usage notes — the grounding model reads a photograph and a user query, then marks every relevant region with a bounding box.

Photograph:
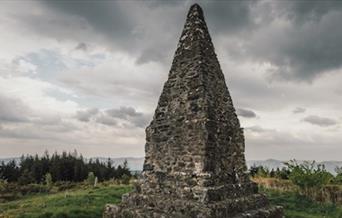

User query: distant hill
[247,159,286,171]
[0,157,21,164]
[98,157,342,175]
[246,159,342,175]
[1,157,341,175]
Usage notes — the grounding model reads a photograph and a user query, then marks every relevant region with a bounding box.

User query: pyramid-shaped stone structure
[104,4,283,218]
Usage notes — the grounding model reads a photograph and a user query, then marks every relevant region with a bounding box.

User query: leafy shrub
[45,173,53,188]
[52,212,69,218]
[38,212,54,218]
[54,181,76,191]
[274,167,291,180]
[333,174,342,185]
[333,167,342,185]
[0,179,7,192]
[121,174,131,185]
[19,183,50,195]
[285,160,333,195]
[249,165,269,177]
[86,172,95,186]
[18,169,35,185]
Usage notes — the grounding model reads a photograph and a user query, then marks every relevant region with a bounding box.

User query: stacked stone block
[104,4,283,218]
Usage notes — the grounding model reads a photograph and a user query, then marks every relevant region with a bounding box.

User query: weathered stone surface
[104,3,283,218]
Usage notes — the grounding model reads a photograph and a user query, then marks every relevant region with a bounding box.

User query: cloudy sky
[0,0,341,161]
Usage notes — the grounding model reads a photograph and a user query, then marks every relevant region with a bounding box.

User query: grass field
[1,184,342,218]
[0,184,131,218]
[264,188,342,218]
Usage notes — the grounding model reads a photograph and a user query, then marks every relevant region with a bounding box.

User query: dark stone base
[104,203,283,218]
[103,189,283,218]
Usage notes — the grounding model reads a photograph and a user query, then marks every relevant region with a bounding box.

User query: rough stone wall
[144,0,248,184]
[104,4,283,218]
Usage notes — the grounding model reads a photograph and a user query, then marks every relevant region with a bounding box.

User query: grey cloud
[1,0,342,160]
[236,108,257,118]
[145,1,342,82]
[106,106,151,128]
[293,107,306,114]
[0,127,52,140]
[238,1,342,81]
[144,0,186,8]
[36,0,256,65]
[31,115,62,126]
[228,65,342,112]
[131,115,151,128]
[136,46,170,65]
[38,0,170,64]
[203,0,256,33]
[228,75,284,111]
[137,0,256,64]
[40,0,134,43]
[280,1,342,23]
[75,42,88,51]
[245,125,310,147]
[39,120,79,133]
[0,95,78,141]
[106,106,142,119]
[75,108,99,122]
[75,106,150,128]
[11,0,342,80]
[303,115,337,127]
[58,55,167,107]
[267,20,342,81]
[244,125,342,160]
[245,125,274,133]
[0,122,76,140]
[0,95,30,122]
[336,87,342,96]
[95,114,117,126]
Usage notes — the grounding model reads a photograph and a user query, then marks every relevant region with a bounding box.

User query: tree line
[249,165,291,180]
[0,151,131,185]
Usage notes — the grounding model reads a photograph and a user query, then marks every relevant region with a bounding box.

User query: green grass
[0,184,132,218]
[1,184,342,218]
[262,187,342,218]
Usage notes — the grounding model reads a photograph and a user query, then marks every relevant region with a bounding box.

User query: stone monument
[104,4,283,218]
